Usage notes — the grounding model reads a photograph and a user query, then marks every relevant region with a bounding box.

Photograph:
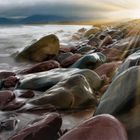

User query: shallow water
[0,24,91,71]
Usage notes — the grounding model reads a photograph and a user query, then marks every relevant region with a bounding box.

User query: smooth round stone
[0,71,16,79]
[19,60,60,74]
[114,50,140,79]
[59,114,128,140]
[94,66,140,139]
[28,74,98,110]
[0,91,15,109]
[56,52,73,63]
[99,35,113,47]
[70,53,106,69]
[16,34,60,62]
[61,53,82,67]
[87,37,100,47]
[17,68,102,92]
[101,48,127,61]
[94,61,122,78]
[10,113,62,140]
[76,45,94,54]
[84,27,100,37]
[3,76,19,88]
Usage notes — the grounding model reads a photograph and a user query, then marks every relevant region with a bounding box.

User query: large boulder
[94,66,140,140]
[16,34,60,62]
[0,112,53,140]
[59,114,127,140]
[70,53,106,69]
[114,51,140,78]
[17,68,102,92]
[27,74,98,110]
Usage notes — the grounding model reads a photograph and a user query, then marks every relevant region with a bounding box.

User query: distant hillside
[0,17,15,24]
[0,15,85,25]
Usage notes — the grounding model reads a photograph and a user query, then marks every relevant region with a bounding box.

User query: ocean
[0,25,91,71]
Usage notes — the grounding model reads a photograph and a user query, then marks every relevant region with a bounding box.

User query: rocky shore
[0,20,140,140]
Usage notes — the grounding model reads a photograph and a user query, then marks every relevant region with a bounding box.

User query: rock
[10,113,62,140]
[76,45,94,54]
[99,35,113,48]
[0,71,16,79]
[16,34,60,62]
[0,91,15,109]
[61,53,82,67]
[114,51,140,78]
[56,52,74,63]
[0,118,18,131]
[70,53,106,69]
[28,74,98,110]
[59,114,128,140]
[3,76,19,88]
[94,61,122,78]
[3,99,25,111]
[108,36,140,51]
[19,60,60,74]
[101,48,127,62]
[14,90,35,98]
[17,68,102,92]
[94,66,140,139]
[84,28,100,37]
[87,37,100,47]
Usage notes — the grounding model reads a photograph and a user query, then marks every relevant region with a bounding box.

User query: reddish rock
[59,47,72,53]
[10,113,62,140]
[94,61,122,78]
[0,90,15,109]
[3,76,19,88]
[59,114,128,140]
[19,60,60,74]
[3,99,25,111]
[99,35,113,47]
[61,53,82,67]
[0,71,16,79]
[101,48,127,61]
[56,52,73,63]
[18,90,35,98]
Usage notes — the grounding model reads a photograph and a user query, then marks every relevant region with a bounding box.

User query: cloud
[0,0,139,20]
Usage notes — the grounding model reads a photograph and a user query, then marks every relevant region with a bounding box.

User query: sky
[0,0,140,21]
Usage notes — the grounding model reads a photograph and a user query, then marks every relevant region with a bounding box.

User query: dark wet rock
[0,71,16,79]
[59,114,128,140]
[59,47,72,53]
[10,113,62,140]
[94,66,140,140]
[28,74,98,110]
[14,90,35,98]
[3,76,19,88]
[19,60,60,74]
[84,28,100,37]
[0,91,15,109]
[99,35,113,47]
[97,28,124,40]
[61,53,82,67]
[3,99,25,111]
[70,53,106,69]
[76,45,94,54]
[16,34,60,62]
[17,68,102,92]
[114,51,140,78]
[87,37,100,47]
[56,52,73,63]
[0,118,18,131]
